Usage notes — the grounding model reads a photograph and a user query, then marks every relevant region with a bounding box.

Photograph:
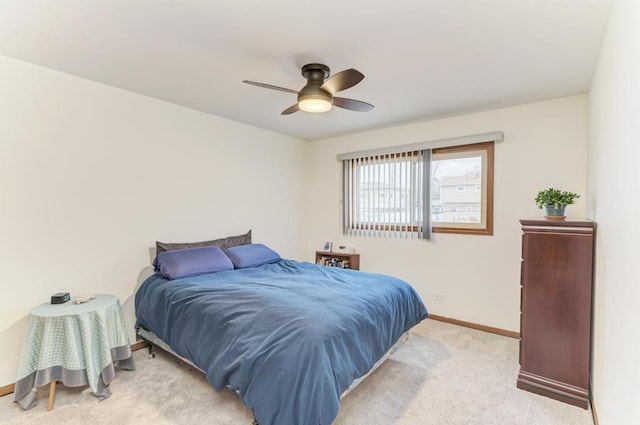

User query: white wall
[0,55,307,386]
[306,96,588,332]
[588,0,640,423]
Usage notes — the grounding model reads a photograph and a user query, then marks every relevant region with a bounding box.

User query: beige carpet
[0,319,594,425]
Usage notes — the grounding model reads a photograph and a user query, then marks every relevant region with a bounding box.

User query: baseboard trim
[428,314,520,339]
[591,395,599,425]
[0,383,15,398]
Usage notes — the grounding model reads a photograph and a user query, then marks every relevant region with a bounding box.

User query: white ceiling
[0,0,612,141]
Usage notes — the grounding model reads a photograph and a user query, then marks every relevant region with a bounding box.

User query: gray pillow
[156,229,252,254]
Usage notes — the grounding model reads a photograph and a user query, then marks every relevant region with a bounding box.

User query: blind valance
[337,131,503,161]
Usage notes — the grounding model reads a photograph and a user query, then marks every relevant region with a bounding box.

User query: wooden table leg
[47,381,56,411]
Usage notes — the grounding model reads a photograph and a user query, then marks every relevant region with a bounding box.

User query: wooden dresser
[517,219,595,409]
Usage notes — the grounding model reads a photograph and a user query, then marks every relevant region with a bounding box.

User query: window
[431,142,494,235]
[342,141,494,238]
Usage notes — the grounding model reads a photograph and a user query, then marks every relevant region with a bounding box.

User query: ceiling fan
[243,63,374,115]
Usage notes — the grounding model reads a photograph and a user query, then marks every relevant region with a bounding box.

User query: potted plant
[534,187,580,220]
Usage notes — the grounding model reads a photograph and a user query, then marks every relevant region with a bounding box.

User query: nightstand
[315,251,360,270]
[14,294,135,410]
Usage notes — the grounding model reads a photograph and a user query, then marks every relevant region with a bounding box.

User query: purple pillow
[224,244,281,269]
[154,246,234,280]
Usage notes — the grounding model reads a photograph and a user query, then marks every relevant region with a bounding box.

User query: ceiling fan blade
[333,97,374,112]
[321,69,364,94]
[281,104,300,115]
[243,80,299,94]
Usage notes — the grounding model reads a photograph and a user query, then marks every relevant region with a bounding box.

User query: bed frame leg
[147,343,155,359]
[135,328,156,359]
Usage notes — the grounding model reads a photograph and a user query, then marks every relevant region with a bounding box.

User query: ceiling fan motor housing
[299,63,333,106]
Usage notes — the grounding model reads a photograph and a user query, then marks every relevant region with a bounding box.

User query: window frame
[431,141,494,235]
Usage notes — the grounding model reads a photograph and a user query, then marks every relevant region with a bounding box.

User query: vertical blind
[343,149,431,239]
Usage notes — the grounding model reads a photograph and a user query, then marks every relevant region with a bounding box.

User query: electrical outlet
[434,294,446,302]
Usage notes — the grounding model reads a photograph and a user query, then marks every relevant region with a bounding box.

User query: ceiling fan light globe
[298,96,332,113]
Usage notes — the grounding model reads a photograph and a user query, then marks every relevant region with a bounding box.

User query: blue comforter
[135,259,427,425]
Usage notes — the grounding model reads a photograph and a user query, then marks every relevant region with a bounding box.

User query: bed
[135,241,427,425]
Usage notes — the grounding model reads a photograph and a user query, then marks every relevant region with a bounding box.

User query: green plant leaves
[534,187,580,209]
